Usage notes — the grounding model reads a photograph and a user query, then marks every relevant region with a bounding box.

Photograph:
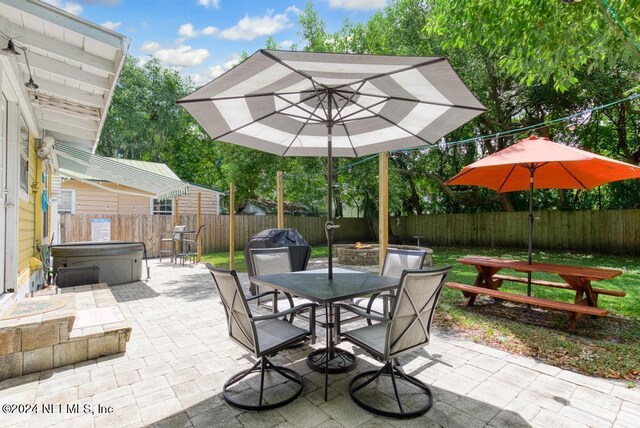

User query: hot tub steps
[0,283,131,381]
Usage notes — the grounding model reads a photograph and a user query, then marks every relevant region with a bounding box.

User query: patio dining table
[251,269,400,400]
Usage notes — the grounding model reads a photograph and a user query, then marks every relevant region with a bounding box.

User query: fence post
[379,152,389,272]
[197,192,202,262]
[229,182,235,270]
[277,170,284,228]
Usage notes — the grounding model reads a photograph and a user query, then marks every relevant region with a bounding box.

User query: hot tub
[52,241,145,286]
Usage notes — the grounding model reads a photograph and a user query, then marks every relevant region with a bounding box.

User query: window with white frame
[152,198,172,215]
[19,115,29,194]
[58,189,75,213]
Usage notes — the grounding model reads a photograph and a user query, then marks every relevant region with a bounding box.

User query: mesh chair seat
[337,266,451,419]
[207,263,317,411]
[256,319,309,355]
[249,247,316,323]
[341,323,386,359]
[341,249,427,327]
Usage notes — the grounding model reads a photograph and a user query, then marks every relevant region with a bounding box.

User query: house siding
[175,187,219,215]
[17,134,45,291]
[62,180,220,215]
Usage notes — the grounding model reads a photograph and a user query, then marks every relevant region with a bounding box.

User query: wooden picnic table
[447,256,625,329]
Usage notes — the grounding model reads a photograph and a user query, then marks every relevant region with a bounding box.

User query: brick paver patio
[0,259,638,427]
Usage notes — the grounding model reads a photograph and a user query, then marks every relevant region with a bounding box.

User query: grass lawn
[202,246,640,381]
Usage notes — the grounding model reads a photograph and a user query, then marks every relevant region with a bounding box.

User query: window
[19,116,29,193]
[58,189,75,214]
[152,198,172,215]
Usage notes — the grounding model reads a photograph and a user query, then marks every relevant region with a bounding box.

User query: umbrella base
[307,348,357,373]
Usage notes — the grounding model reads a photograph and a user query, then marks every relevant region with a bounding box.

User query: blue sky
[45,0,385,86]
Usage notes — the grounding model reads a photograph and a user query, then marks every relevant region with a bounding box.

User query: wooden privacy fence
[394,209,640,256]
[60,209,639,257]
[59,214,371,258]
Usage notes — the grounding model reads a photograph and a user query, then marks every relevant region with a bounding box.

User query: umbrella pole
[327,123,334,280]
[325,92,335,280]
[527,168,534,297]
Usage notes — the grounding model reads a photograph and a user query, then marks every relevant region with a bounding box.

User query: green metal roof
[55,142,189,199]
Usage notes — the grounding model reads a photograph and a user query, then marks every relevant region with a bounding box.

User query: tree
[426,0,640,92]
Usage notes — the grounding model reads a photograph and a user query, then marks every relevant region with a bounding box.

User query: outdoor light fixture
[25,77,38,90]
[1,39,20,56]
[23,49,39,90]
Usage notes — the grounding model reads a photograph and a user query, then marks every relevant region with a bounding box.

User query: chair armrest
[334,302,387,323]
[253,302,318,321]
[246,290,278,302]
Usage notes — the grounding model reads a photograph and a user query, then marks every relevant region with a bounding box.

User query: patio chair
[347,248,427,326]
[335,266,451,418]
[206,263,317,411]
[248,247,315,320]
[178,224,204,265]
[159,225,186,262]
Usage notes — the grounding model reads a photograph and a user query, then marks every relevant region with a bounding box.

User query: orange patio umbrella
[446,135,640,295]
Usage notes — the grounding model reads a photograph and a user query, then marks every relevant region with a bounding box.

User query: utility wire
[599,0,640,56]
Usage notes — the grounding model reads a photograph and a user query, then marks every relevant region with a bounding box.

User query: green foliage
[426,0,640,92]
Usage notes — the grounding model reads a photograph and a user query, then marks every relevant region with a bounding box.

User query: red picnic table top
[456,256,622,281]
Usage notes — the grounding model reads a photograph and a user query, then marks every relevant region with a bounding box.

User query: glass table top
[252,272,400,304]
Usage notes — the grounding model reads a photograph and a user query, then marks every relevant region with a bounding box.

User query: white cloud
[178,23,219,39]
[207,54,242,79]
[101,21,122,30]
[197,0,220,8]
[219,11,292,41]
[201,26,218,35]
[144,44,211,67]
[327,0,386,11]
[140,42,161,53]
[179,23,197,38]
[43,0,83,15]
[279,40,295,49]
[158,46,210,68]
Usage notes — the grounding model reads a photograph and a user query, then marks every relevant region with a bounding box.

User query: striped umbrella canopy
[178,49,485,277]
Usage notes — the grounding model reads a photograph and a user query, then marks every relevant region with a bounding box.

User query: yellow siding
[176,188,218,214]
[17,134,40,277]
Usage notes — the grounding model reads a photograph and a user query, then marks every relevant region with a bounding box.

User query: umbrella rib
[282,93,328,157]
[498,165,519,192]
[260,49,320,86]
[274,93,326,122]
[331,93,360,157]
[334,98,390,122]
[203,92,321,141]
[339,94,434,146]
[334,89,486,112]
[334,81,366,119]
[176,90,318,104]
[331,57,447,91]
[558,162,589,189]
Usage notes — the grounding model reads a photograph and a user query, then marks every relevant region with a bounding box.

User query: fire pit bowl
[335,244,432,266]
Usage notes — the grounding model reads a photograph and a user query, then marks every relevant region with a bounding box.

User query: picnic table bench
[447,256,625,330]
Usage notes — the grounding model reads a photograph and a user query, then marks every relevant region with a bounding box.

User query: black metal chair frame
[159,225,186,262]
[342,248,428,328]
[336,266,451,418]
[178,224,204,265]
[207,263,317,411]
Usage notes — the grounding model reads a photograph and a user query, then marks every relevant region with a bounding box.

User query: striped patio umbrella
[178,50,485,278]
